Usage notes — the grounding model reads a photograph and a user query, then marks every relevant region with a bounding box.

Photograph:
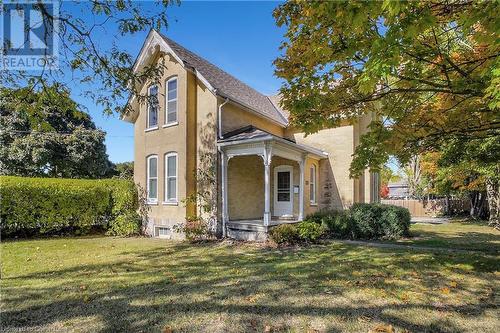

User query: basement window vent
[156,226,171,239]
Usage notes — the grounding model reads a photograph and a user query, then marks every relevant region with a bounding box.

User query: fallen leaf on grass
[449,281,458,288]
[264,325,272,332]
[441,287,450,294]
[163,326,173,333]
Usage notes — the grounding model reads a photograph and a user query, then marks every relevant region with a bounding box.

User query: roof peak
[157,31,288,127]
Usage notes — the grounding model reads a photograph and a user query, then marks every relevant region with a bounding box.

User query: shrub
[306,210,339,225]
[380,205,411,238]
[296,220,325,242]
[174,216,211,242]
[0,176,140,237]
[323,212,354,238]
[107,212,142,236]
[349,203,384,239]
[349,203,410,239]
[269,224,300,245]
[304,204,411,240]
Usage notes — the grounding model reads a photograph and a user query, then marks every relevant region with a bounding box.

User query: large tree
[274,0,500,224]
[0,84,113,178]
[1,1,178,115]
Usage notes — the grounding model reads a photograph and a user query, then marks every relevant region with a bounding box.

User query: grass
[1,223,499,332]
[388,219,500,253]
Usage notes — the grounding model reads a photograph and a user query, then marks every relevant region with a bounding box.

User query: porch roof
[217,125,328,160]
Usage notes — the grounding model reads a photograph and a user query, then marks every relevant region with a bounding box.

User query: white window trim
[165,77,178,126]
[145,126,159,132]
[146,155,158,204]
[162,122,178,129]
[164,152,178,204]
[147,85,159,129]
[310,164,317,204]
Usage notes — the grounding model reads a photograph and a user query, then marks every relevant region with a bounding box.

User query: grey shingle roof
[159,33,288,126]
[218,125,277,143]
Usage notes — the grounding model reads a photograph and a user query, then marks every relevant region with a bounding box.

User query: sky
[66,1,286,163]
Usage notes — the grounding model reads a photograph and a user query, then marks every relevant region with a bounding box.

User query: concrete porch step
[227,228,268,242]
[227,221,267,232]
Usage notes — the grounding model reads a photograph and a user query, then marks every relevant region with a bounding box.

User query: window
[156,226,171,239]
[147,85,158,129]
[277,171,291,202]
[146,155,158,203]
[164,152,177,202]
[165,77,177,125]
[310,164,316,204]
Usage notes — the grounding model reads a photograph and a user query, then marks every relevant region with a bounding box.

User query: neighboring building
[387,181,410,199]
[123,30,379,240]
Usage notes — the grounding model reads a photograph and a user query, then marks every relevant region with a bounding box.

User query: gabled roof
[218,125,328,159]
[158,33,288,126]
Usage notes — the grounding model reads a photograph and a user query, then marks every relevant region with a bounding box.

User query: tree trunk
[469,191,488,220]
[485,178,500,230]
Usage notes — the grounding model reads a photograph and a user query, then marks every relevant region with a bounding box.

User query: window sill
[310,202,318,207]
[163,122,178,128]
[162,201,178,206]
[145,126,159,132]
[147,201,158,205]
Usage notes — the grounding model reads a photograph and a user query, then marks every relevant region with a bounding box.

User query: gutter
[218,98,229,139]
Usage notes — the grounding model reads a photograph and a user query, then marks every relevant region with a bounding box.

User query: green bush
[304,204,410,240]
[349,203,383,238]
[349,203,410,239]
[269,224,300,245]
[0,176,141,237]
[379,204,411,238]
[296,220,325,242]
[324,212,354,238]
[107,212,142,236]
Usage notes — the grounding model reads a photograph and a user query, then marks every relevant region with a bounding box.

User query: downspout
[217,97,229,238]
[218,98,229,139]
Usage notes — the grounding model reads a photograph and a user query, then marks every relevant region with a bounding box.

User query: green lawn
[390,219,500,253]
[1,222,499,332]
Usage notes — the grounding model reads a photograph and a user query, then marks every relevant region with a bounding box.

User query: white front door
[273,165,293,217]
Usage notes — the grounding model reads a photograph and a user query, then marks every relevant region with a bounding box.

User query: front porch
[218,126,327,240]
[226,218,300,242]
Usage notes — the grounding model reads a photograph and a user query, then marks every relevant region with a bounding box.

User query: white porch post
[221,149,229,237]
[263,143,272,226]
[299,154,306,221]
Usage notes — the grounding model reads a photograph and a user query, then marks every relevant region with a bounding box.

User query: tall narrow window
[146,155,158,203]
[165,77,177,125]
[310,164,316,204]
[147,85,158,129]
[165,152,178,202]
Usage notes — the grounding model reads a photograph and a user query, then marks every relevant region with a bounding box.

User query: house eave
[217,135,328,160]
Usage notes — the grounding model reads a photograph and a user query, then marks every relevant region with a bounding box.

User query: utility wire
[0,129,134,138]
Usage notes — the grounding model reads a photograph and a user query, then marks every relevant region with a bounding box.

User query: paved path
[411,217,451,224]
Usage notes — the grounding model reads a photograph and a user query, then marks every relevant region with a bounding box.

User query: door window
[277,171,290,202]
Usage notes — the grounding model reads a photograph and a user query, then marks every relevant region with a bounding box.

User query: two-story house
[123,30,379,240]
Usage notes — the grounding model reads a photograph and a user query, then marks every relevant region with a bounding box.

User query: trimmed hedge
[0,176,141,237]
[307,203,411,240]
